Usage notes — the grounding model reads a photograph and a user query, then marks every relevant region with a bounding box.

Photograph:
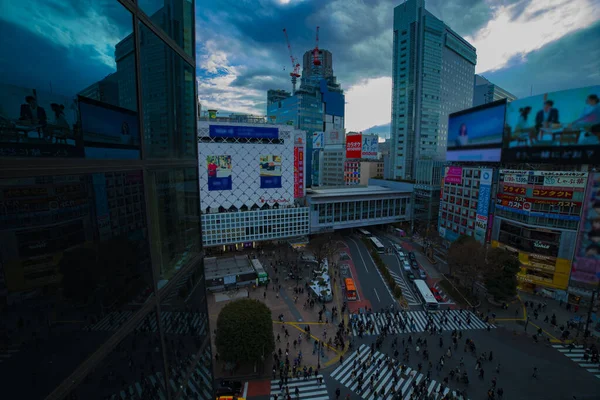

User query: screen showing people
[503,85,600,163]
[207,155,232,191]
[446,99,506,162]
[259,154,282,188]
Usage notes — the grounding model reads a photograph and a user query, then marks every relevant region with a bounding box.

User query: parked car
[406,271,416,281]
[411,260,419,270]
[418,269,427,279]
[430,287,443,302]
[408,252,416,261]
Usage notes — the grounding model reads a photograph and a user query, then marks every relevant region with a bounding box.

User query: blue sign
[209,125,278,140]
[260,176,282,188]
[477,185,491,215]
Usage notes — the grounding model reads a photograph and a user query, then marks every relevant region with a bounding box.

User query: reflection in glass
[139,22,196,159]
[138,0,194,56]
[0,2,140,159]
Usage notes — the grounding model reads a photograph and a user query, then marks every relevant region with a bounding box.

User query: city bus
[413,279,439,311]
[344,278,357,300]
[369,236,385,254]
[357,228,372,237]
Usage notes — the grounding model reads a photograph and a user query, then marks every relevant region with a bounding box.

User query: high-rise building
[267,89,291,107]
[267,48,345,187]
[473,74,517,107]
[0,1,212,399]
[390,0,477,181]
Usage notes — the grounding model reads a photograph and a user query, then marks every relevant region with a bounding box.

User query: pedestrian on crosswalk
[532,367,538,379]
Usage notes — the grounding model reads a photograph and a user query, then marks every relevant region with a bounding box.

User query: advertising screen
[361,134,379,159]
[206,155,232,191]
[346,134,362,159]
[444,166,463,184]
[446,99,506,162]
[79,96,140,160]
[259,155,282,188]
[502,85,600,163]
[572,173,600,286]
[474,169,493,243]
[209,124,278,140]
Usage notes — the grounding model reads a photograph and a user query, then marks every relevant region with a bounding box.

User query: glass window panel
[147,167,201,281]
[138,0,194,57]
[0,2,140,160]
[0,171,152,398]
[138,21,196,159]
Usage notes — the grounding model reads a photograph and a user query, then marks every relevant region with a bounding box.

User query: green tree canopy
[216,299,275,364]
[447,235,486,291]
[484,248,521,301]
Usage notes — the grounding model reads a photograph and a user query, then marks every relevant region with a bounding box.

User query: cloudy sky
[196,0,600,132]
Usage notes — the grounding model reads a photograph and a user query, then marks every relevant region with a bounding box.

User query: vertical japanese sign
[474,169,493,244]
[346,134,362,159]
[294,136,305,198]
[361,134,379,159]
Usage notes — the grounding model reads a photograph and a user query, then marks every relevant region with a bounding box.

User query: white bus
[358,228,372,237]
[413,279,439,311]
[369,236,385,253]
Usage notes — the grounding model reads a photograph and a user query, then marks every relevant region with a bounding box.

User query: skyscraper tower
[390,0,476,181]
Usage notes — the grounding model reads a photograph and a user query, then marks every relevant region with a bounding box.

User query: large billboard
[496,170,586,222]
[207,155,232,191]
[444,166,463,184]
[259,155,282,188]
[361,134,379,159]
[474,169,493,243]
[572,173,600,287]
[447,99,506,162]
[312,131,324,149]
[324,129,344,146]
[502,85,600,164]
[293,133,305,198]
[346,134,362,159]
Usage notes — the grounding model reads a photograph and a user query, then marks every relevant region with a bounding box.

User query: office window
[138,0,194,56]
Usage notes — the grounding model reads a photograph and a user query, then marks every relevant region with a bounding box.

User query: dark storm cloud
[484,20,600,99]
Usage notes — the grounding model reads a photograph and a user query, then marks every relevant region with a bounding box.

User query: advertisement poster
[312,132,324,149]
[571,173,600,286]
[502,85,600,164]
[446,99,506,162]
[325,130,343,146]
[444,166,463,184]
[0,83,84,158]
[207,155,232,191]
[259,155,282,188]
[474,169,493,243]
[361,134,379,159]
[79,96,140,160]
[346,134,362,159]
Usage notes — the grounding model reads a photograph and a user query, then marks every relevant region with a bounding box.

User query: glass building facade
[0,1,212,399]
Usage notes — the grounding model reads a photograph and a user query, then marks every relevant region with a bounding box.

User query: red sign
[293,145,304,198]
[497,193,580,208]
[502,185,526,195]
[532,188,574,199]
[346,134,362,159]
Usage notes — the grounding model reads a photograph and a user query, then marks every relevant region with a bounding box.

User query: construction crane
[283,28,301,94]
[312,26,321,66]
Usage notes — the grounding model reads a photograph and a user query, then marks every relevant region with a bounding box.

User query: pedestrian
[489,351,493,361]
[496,363,501,374]
[497,387,504,399]
[335,387,341,399]
[532,367,538,379]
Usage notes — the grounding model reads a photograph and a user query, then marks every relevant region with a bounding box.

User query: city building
[438,167,497,246]
[0,1,213,399]
[306,183,412,234]
[390,0,477,180]
[197,121,310,249]
[490,170,586,294]
[472,74,517,107]
[267,48,345,187]
[344,160,384,186]
[414,159,445,222]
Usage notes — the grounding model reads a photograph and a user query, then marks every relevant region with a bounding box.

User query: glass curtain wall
[0,1,212,399]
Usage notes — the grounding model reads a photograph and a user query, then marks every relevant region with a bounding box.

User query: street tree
[307,235,334,264]
[484,248,520,302]
[216,299,275,365]
[447,235,486,291]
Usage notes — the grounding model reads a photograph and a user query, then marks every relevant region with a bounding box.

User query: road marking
[242,382,248,398]
[349,237,369,273]
[373,288,381,302]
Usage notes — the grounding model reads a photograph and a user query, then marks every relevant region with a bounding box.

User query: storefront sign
[503,185,527,194]
[534,241,551,250]
[444,166,463,184]
[502,173,529,185]
[542,175,587,188]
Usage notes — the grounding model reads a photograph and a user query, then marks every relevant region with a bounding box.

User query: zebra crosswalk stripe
[350,310,494,336]
[389,271,420,305]
[270,375,329,400]
[551,344,600,379]
[331,344,468,400]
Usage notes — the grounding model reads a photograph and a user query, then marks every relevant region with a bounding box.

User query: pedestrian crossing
[552,344,600,380]
[109,357,213,400]
[350,309,494,337]
[84,310,208,336]
[331,344,468,400]
[388,271,420,305]
[270,375,329,400]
